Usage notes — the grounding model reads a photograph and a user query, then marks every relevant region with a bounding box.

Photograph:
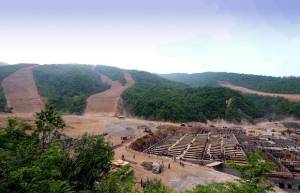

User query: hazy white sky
[0,0,300,76]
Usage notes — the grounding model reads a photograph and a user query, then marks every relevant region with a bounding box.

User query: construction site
[1,64,300,192]
[130,124,300,192]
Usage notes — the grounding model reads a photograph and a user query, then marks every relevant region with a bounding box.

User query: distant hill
[32,64,126,114]
[0,64,299,122]
[0,61,8,66]
[32,65,178,114]
[123,85,263,122]
[122,72,300,122]
[161,72,300,94]
[128,70,185,88]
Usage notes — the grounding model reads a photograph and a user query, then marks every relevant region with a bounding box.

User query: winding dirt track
[84,72,135,115]
[220,81,300,102]
[1,66,43,113]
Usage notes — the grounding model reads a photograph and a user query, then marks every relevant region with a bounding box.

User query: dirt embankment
[130,125,198,152]
[130,125,175,152]
[219,81,300,102]
[84,72,135,115]
[1,66,43,113]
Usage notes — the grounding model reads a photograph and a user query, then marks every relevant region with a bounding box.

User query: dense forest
[123,83,300,122]
[129,70,183,87]
[123,85,260,122]
[95,65,127,85]
[244,94,300,118]
[1,64,299,122]
[33,64,110,114]
[32,64,126,114]
[161,72,300,94]
[0,64,33,112]
[0,105,275,193]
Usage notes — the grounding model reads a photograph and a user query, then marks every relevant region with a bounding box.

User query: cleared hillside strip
[0,64,34,111]
[2,66,43,113]
[220,81,300,102]
[162,72,300,94]
[84,72,135,115]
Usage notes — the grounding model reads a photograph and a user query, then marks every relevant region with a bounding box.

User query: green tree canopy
[35,104,65,133]
[70,134,114,191]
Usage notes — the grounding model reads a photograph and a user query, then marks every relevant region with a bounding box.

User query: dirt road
[1,66,43,113]
[84,72,135,115]
[220,81,300,102]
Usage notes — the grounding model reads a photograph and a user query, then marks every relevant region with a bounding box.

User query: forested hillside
[123,85,262,122]
[0,64,33,112]
[245,94,300,118]
[95,65,127,85]
[128,70,185,89]
[161,72,300,94]
[124,71,300,122]
[33,64,128,114]
[121,70,300,122]
[1,64,299,121]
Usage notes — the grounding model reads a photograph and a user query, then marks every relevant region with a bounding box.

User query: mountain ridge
[0,61,8,66]
[160,72,300,94]
[0,64,299,122]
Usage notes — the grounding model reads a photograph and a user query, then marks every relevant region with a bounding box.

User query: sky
[0,0,300,76]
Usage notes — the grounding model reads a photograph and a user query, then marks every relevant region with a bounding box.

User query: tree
[184,182,239,193]
[35,104,65,133]
[143,179,172,193]
[10,143,72,193]
[5,116,32,133]
[70,134,114,192]
[1,108,117,193]
[98,165,138,193]
[184,152,275,193]
[35,104,65,148]
[227,151,275,193]
[0,118,71,193]
[228,152,275,184]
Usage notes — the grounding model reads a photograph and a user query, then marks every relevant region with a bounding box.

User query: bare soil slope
[1,66,43,113]
[220,81,300,102]
[84,72,135,115]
